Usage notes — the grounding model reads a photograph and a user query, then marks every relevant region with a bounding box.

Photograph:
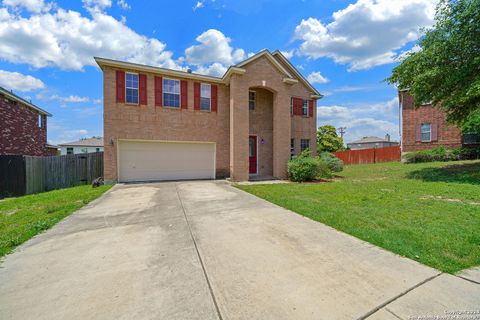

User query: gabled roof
[235,49,294,79]
[58,137,104,147]
[0,86,52,116]
[95,49,322,99]
[271,50,322,98]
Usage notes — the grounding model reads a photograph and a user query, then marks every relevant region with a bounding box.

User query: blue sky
[0,0,437,144]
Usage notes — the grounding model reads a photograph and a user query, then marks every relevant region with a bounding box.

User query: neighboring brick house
[0,86,56,156]
[95,50,321,182]
[400,90,467,152]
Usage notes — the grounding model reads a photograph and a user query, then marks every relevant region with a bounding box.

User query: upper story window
[163,78,180,108]
[421,123,431,142]
[300,139,310,152]
[249,91,256,110]
[125,73,139,104]
[200,83,211,111]
[302,99,308,117]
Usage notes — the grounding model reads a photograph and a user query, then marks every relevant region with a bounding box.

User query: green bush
[319,152,344,172]
[288,150,332,182]
[404,146,480,163]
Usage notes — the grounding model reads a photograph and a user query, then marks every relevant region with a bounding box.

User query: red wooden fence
[333,146,401,165]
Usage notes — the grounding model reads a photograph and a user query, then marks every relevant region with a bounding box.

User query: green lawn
[0,185,112,257]
[237,161,480,273]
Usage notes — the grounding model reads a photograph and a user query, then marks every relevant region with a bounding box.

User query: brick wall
[401,92,462,152]
[102,55,317,181]
[0,96,50,156]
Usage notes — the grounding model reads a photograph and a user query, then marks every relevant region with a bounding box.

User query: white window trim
[421,123,432,142]
[163,77,181,108]
[249,90,256,111]
[38,114,42,128]
[302,99,309,117]
[125,72,139,105]
[200,83,211,112]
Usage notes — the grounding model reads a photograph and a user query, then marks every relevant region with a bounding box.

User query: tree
[316,125,345,153]
[387,0,480,125]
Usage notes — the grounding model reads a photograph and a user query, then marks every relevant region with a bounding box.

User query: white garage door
[118,140,215,182]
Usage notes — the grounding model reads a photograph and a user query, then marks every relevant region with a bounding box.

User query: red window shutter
[139,74,147,105]
[211,85,218,112]
[154,76,162,106]
[194,82,201,110]
[415,124,422,142]
[181,80,188,109]
[431,123,438,141]
[116,70,125,103]
[294,98,302,116]
[308,100,314,117]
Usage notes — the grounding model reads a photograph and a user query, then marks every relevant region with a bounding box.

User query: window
[38,114,42,128]
[81,148,88,153]
[290,97,293,115]
[290,138,295,159]
[66,147,73,155]
[302,99,308,117]
[125,73,139,104]
[300,139,310,152]
[96,148,100,152]
[163,78,180,108]
[249,91,256,110]
[200,83,211,111]
[421,123,431,142]
[463,133,480,145]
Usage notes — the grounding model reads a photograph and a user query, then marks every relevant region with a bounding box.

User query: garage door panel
[119,141,215,182]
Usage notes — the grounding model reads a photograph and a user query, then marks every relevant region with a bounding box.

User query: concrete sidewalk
[0,181,478,319]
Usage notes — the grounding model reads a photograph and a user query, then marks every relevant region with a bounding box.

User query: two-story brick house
[96,50,321,182]
[0,86,56,156]
[399,90,475,152]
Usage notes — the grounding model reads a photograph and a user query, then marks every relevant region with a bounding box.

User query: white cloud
[82,0,111,11]
[280,50,294,59]
[294,0,437,70]
[195,62,227,77]
[116,0,129,10]
[35,92,100,104]
[0,5,180,70]
[307,71,329,84]
[185,29,245,75]
[0,70,45,92]
[193,1,204,11]
[317,97,400,142]
[2,0,51,13]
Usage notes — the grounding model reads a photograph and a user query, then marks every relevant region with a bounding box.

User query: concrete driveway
[0,181,478,320]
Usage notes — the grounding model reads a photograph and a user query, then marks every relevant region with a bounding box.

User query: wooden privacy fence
[0,152,103,198]
[333,146,401,165]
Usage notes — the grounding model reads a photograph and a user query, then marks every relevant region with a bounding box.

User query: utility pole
[338,127,346,138]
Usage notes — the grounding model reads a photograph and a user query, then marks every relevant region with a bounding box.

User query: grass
[237,160,480,274]
[0,185,111,257]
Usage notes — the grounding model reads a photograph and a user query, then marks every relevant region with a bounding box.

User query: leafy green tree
[461,110,480,133]
[387,0,480,124]
[316,125,345,153]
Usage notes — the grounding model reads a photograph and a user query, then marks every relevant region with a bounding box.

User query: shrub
[404,146,480,163]
[288,150,320,182]
[288,150,332,182]
[319,152,344,172]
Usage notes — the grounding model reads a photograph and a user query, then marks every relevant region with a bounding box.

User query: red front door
[249,136,257,174]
